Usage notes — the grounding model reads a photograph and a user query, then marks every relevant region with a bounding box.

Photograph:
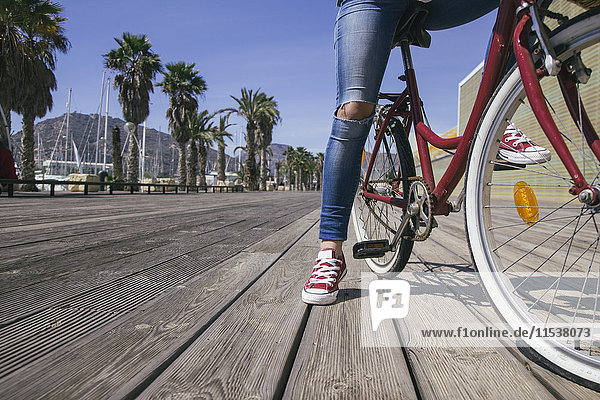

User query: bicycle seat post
[400,42,414,71]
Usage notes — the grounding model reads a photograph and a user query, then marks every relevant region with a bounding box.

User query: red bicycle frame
[361,0,600,215]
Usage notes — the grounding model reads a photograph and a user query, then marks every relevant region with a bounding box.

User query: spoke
[531,237,598,319]
[488,183,572,188]
[502,212,583,273]
[592,224,600,355]
[489,214,584,231]
[486,205,583,210]
[545,206,586,323]
[512,213,594,292]
[571,216,600,328]
[490,160,573,183]
[544,91,600,175]
[492,197,578,252]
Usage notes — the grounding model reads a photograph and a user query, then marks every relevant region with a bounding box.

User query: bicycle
[350,0,600,389]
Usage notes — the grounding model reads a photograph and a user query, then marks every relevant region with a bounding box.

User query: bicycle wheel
[465,8,600,388]
[351,108,416,273]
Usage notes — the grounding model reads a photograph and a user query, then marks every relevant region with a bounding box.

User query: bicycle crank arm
[352,203,416,260]
[390,204,418,248]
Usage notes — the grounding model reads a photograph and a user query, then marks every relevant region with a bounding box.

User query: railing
[0,179,244,197]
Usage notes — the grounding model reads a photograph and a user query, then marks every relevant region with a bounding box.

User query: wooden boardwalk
[0,191,599,399]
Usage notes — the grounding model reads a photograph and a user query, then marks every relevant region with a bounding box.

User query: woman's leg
[319,0,407,247]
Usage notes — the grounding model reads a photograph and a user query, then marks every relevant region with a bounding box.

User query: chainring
[405,177,434,241]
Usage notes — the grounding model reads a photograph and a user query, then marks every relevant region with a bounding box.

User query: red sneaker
[498,122,551,165]
[302,248,347,305]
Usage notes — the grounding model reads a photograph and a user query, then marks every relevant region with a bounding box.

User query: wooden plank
[0,194,318,289]
[0,196,313,274]
[0,195,268,247]
[0,202,319,325]
[393,273,556,399]
[132,216,321,399]
[408,211,598,399]
[0,210,319,399]
[0,192,316,246]
[283,231,419,399]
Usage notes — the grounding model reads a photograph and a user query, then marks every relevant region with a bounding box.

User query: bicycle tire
[351,111,416,274]
[465,8,600,389]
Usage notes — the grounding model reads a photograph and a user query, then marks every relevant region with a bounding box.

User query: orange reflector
[513,181,539,225]
[362,149,366,164]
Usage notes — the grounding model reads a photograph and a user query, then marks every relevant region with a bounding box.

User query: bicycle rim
[466,9,600,387]
[351,114,416,274]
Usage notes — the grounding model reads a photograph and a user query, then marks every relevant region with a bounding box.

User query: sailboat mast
[37,130,41,172]
[103,78,110,171]
[158,129,162,176]
[141,120,146,184]
[64,89,71,176]
[95,71,106,174]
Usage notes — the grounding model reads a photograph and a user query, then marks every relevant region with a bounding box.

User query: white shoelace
[504,122,533,147]
[504,130,531,147]
[308,259,342,287]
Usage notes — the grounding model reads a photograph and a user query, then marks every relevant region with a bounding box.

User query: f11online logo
[369,280,410,331]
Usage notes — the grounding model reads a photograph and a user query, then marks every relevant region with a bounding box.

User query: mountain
[10,112,300,177]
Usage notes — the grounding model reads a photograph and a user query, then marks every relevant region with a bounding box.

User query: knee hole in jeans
[336,101,375,121]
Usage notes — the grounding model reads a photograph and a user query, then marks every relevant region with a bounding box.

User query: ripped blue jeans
[319,0,498,241]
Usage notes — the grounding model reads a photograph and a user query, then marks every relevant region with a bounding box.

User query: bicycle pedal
[353,240,391,259]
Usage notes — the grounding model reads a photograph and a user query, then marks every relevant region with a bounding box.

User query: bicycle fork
[515,3,600,205]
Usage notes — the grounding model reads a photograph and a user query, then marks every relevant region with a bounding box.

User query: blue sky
[15,0,497,154]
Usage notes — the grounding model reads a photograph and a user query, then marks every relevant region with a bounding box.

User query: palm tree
[189,110,216,187]
[288,148,300,191]
[157,61,206,185]
[306,155,318,190]
[228,88,278,190]
[0,0,25,139]
[274,160,286,187]
[282,146,295,189]
[1,0,69,191]
[256,96,280,191]
[316,152,324,191]
[214,114,234,184]
[111,125,124,181]
[291,147,311,191]
[187,139,198,185]
[104,32,162,184]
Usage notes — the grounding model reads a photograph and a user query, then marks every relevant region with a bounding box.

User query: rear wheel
[351,108,416,273]
[465,9,600,388]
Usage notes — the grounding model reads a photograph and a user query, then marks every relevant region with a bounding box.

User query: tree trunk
[244,126,258,190]
[20,111,38,191]
[187,140,198,186]
[217,142,226,182]
[259,145,267,191]
[0,104,11,147]
[177,140,187,185]
[111,125,124,181]
[274,166,279,188]
[127,124,139,184]
[198,143,207,187]
[319,169,323,191]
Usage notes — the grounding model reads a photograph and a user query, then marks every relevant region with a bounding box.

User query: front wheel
[465,8,600,389]
[351,109,416,273]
